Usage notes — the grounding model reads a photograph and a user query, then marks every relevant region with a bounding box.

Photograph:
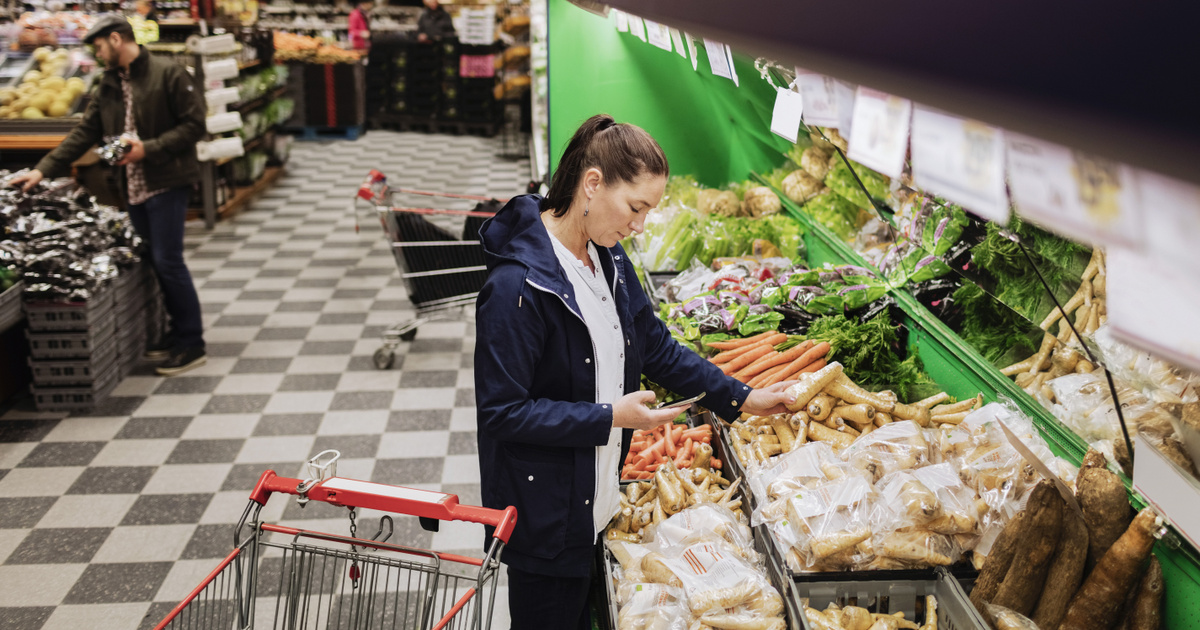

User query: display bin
[25,315,117,360]
[0,280,24,333]
[27,344,119,386]
[30,368,120,411]
[791,568,987,630]
[24,291,116,332]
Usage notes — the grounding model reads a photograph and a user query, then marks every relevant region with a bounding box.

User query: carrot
[779,341,830,377]
[733,351,780,380]
[749,363,790,388]
[740,339,815,377]
[680,426,711,441]
[711,458,722,470]
[710,340,770,365]
[664,425,678,458]
[674,438,693,467]
[706,331,774,351]
[786,357,828,380]
[721,341,778,375]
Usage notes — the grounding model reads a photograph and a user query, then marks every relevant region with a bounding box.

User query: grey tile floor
[0,131,530,630]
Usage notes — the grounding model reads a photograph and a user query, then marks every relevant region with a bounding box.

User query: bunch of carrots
[622,423,720,480]
[708,331,831,388]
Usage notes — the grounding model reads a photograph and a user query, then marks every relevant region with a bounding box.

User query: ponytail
[541,114,668,217]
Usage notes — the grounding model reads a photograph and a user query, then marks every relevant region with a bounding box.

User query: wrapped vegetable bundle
[605,461,743,545]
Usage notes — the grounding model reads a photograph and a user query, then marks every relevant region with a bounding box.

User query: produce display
[0,47,89,119]
[273,31,362,63]
[605,462,742,545]
[803,597,941,630]
[968,451,1165,630]
[621,423,721,480]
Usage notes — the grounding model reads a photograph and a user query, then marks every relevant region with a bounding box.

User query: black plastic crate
[24,291,115,332]
[0,280,23,333]
[26,315,117,359]
[28,345,120,386]
[30,368,120,411]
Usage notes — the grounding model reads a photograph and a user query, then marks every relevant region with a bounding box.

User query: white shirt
[547,231,626,535]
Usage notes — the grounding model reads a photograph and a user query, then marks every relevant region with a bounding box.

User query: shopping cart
[154,451,516,630]
[356,170,507,370]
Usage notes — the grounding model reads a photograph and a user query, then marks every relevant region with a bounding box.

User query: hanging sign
[834,80,856,136]
[685,32,698,71]
[796,69,837,127]
[1107,247,1200,373]
[644,19,671,51]
[1005,133,1143,249]
[910,105,1010,223]
[1134,170,1200,275]
[670,28,686,60]
[627,15,646,42]
[847,87,912,179]
[613,10,627,32]
[704,38,734,82]
[770,87,804,143]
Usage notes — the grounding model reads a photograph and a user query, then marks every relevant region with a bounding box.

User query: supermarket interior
[0,1,1199,630]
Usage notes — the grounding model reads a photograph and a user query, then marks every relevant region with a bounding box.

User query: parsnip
[807,393,837,421]
[771,415,797,453]
[784,362,846,412]
[830,403,876,427]
[915,392,951,408]
[808,421,855,449]
[641,552,682,587]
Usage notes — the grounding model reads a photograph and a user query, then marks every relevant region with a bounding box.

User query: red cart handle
[248,470,517,544]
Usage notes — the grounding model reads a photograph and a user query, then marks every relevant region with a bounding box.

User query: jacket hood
[480,194,563,289]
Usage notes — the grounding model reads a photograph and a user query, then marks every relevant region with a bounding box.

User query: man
[416,0,456,43]
[348,0,372,51]
[11,14,208,376]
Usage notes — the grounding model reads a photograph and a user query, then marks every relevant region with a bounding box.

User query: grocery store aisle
[0,131,529,630]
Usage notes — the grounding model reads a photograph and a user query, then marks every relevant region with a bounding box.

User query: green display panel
[547,0,792,188]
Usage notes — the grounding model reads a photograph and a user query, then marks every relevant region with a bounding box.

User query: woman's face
[583,169,666,248]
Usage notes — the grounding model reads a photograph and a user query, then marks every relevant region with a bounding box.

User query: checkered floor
[0,131,530,630]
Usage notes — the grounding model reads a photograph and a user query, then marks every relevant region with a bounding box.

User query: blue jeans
[126,187,205,349]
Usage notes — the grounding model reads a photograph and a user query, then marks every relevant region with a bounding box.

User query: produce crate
[790,568,987,630]
[0,280,24,333]
[27,344,119,386]
[24,291,116,332]
[30,368,121,411]
[25,316,116,360]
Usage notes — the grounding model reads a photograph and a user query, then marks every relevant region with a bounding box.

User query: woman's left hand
[740,381,799,416]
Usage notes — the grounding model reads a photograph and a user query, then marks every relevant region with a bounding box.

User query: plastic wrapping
[840,421,933,483]
[658,536,782,616]
[778,475,875,569]
[615,583,690,630]
[648,503,755,562]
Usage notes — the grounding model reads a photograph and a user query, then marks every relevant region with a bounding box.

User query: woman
[348,0,372,51]
[474,114,797,629]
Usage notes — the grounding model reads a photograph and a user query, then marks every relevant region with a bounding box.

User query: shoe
[156,346,207,376]
[144,336,175,361]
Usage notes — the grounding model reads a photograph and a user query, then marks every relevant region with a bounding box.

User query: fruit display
[273,31,362,63]
[0,47,89,119]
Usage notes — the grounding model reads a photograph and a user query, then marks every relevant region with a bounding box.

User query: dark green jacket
[36,46,206,195]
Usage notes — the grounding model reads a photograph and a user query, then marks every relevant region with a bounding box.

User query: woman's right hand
[612,390,684,431]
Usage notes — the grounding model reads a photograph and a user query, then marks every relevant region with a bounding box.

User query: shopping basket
[154,451,516,630]
[356,170,507,370]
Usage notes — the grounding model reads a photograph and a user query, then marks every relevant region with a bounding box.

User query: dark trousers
[126,186,205,349]
[506,565,591,630]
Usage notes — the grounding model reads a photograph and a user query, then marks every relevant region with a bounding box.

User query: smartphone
[654,392,706,410]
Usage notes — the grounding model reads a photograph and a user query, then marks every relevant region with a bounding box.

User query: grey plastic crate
[30,369,120,411]
[791,568,987,630]
[0,280,23,332]
[24,291,115,332]
[28,346,120,385]
[26,316,117,359]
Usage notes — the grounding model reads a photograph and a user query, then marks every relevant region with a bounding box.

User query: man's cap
[83,14,133,44]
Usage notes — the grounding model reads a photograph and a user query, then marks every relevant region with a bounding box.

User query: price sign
[685,32,698,71]
[613,10,628,32]
[1108,247,1200,373]
[770,87,804,143]
[627,15,646,42]
[910,106,1010,222]
[835,81,856,136]
[1005,133,1143,249]
[1135,170,1200,275]
[670,28,686,59]
[644,20,671,51]
[704,38,734,82]
[796,69,838,127]
[847,87,912,179]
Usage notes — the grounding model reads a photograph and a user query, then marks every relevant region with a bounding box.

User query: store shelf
[0,134,69,150]
[238,59,262,71]
[603,0,1200,187]
[190,165,284,221]
[230,86,288,113]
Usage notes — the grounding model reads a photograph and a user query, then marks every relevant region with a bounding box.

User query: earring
[583,202,589,217]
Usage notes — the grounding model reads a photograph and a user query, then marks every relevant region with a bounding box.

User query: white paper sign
[835,81,856,136]
[1108,247,1200,373]
[796,69,838,127]
[644,19,671,51]
[1135,170,1200,275]
[724,44,739,86]
[770,87,804,143]
[1133,432,1200,553]
[1005,133,1143,249]
[704,38,734,82]
[910,106,1010,223]
[670,28,686,59]
[613,10,627,32]
[685,32,698,71]
[847,87,912,179]
[627,15,646,42]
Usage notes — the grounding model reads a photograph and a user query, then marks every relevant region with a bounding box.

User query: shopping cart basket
[356,170,507,370]
[154,450,516,630]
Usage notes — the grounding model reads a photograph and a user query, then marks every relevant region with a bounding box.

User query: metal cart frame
[355,170,506,370]
[153,451,516,630]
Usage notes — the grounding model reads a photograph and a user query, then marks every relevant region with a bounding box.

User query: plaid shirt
[121,69,167,205]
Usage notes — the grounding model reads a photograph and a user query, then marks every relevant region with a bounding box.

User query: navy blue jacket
[474,195,752,577]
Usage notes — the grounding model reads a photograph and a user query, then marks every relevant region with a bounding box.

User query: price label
[770,87,804,143]
[613,10,628,32]
[627,15,646,42]
[704,38,734,82]
[724,44,739,86]
[1134,170,1200,275]
[670,28,686,59]
[835,80,856,136]
[685,32,698,71]
[1005,133,1143,249]
[796,69,838,127]
[1108,247,1200,373]
[847,87,912,179]
[910,106,1010,222]
[644,19,671,51]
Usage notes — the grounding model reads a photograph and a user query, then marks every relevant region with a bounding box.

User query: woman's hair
[541,114,668,217]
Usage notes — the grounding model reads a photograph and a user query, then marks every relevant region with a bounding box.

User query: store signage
[1108,247,1200,373]
[835,81,856,136]
[1133,432,1200,553]
[1005,133,1144,250]
[770,87,804,143]
[644,19,672,51]
[685,32,698,71]
[1134,170,1200,276]
[847,87,912,179]
[627,15,646,42]
[910,106,1010,223]
[670,28,686,60]
[613,10,628,32]
[704,39,735,83]
[795,69,837,127]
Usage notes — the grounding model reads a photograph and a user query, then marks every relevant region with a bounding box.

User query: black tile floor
[0,130,529,630]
